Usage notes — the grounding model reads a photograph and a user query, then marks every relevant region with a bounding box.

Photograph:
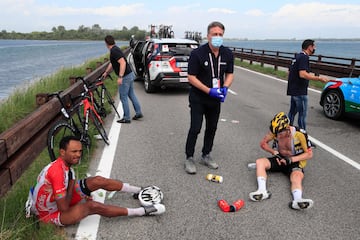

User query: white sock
[127,207,145,216]
[257,176,267,191]
[292,189,302,201]
[121,183,141,193]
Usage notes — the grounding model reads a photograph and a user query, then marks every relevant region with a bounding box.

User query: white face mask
[211,36,223,48]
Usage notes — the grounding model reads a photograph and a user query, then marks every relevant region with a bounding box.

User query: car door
[141,41,154,77]
[129,41,145,76]
[349,78,360,112]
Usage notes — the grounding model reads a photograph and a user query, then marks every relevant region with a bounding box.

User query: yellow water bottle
[206,174,223,183]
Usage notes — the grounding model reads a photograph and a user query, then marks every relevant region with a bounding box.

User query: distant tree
[0,25,147,40]
[92,24,101,32]
[78,25,86,32]
[57,26,66,32]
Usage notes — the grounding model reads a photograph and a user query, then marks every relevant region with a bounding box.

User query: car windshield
[160,43,198,56]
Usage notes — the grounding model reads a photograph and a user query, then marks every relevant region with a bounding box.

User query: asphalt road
[69,66,360,240]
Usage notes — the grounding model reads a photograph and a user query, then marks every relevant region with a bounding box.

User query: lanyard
[209,53,221,79]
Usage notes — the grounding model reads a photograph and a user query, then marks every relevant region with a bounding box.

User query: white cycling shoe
[289,198,314,210]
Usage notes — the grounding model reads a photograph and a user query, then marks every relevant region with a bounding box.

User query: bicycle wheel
[94,88,107,118]
[103,86,121,118]
[90,110,110,145]
[47,120,77,161]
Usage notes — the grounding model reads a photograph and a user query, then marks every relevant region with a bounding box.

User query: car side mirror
[129,35,136,48]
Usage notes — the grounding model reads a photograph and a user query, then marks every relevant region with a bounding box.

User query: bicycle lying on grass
[47,77,110,162]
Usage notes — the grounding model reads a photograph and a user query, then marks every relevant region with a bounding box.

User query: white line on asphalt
[234,65,322,93]
[75,103,123,240]
[309,136,360,170]
[228,88,238,95]
[234,65,359,170]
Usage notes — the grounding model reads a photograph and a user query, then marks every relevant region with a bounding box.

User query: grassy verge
[0,55,119,240]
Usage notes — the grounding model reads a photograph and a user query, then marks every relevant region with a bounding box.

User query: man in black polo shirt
[184,21,234,174]
[287,39,328,130]
[103,35,143,123]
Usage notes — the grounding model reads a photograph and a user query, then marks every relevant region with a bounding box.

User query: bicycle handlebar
[47,89,84,118]
[97,73,114,81]
[47,76,102,118]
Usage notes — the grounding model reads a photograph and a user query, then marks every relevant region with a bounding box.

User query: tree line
[0,24,147,41]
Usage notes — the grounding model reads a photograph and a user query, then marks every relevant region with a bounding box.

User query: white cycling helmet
[138,186,164,207]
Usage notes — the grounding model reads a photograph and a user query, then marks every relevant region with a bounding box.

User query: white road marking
[75,103,123,240]
[228,88,238,95]
[309,136,360,170]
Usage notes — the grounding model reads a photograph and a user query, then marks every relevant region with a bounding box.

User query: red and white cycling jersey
[32,158,71,218]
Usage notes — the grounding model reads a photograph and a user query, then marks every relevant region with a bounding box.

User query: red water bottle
[230,199,245,212]
[217,199,230,212]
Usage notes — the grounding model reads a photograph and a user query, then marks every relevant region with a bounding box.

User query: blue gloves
[209,88,224,101]
[209,87,229,102]
[221,87,228,102]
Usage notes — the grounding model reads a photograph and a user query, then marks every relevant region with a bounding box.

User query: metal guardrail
[229,47,360,78]
[0,61,109,197]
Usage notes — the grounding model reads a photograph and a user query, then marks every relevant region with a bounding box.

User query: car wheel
[144,71,156,93]
[322,89,344,120]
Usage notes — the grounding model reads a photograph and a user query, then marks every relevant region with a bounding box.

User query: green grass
[0,55,119,240]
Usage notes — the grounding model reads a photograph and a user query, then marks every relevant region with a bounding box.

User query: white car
[127,38,199,93]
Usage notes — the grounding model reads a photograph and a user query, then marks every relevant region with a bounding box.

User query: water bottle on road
[217,199,230,212]
[206,174,223,183]
[230,199,245,212]
[247,163,256,170]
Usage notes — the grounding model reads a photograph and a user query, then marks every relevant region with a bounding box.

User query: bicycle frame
[81,93,104,131]
[49,92,80,125]
[92,75,121,118]
[47,77,110,162]
[50,80,108,143]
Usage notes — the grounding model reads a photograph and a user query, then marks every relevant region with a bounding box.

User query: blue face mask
[211,36,223,48]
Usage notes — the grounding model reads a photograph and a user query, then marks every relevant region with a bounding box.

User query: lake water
[224,39,360,59]
[0,39,359,100]
[0,39,127,100]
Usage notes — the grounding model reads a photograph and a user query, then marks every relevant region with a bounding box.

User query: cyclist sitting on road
[249,112,314,210]
[29,135,165,226]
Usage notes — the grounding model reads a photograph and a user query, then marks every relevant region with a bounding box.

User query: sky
[1,0,360,40]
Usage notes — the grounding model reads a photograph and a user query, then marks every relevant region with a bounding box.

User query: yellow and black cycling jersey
[272,126,310,168]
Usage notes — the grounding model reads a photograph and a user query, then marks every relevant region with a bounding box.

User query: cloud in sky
[1,1,359,39]
[208,8,236,14]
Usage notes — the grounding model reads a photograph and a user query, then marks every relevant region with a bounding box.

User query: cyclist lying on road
[249,112,314,210]
[26,135,165,226]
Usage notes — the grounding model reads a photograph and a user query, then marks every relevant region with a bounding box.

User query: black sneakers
[132,114,144,120]
[117,118,131,123]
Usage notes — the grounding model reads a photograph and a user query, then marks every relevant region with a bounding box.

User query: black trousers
[185,99,221,158]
